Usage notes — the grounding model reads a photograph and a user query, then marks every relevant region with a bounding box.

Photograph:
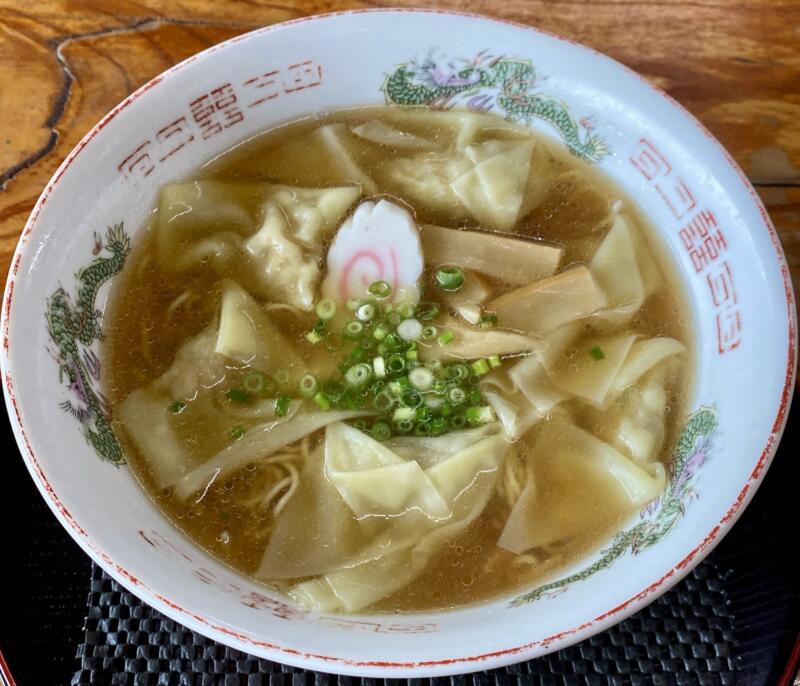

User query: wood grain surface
[0,1,798,299]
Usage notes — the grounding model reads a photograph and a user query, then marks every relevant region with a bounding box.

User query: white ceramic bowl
[2,9,796,677]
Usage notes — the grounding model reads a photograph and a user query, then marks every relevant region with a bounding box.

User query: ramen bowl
[1,9,795,677]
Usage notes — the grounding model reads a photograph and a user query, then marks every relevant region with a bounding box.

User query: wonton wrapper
[214,281,303,375]
[497,415,665,554]
[156,180,360,310]
[590,214,662,325]
[259,423,509,612]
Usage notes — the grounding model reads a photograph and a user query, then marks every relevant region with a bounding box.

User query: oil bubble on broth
[104,106,693,614]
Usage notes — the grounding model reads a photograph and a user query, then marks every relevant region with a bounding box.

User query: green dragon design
[512,407,718,606]
[46,223,130,464]
[383,50,609,162]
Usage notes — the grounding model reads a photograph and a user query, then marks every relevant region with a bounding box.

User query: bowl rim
[1,7,797,676]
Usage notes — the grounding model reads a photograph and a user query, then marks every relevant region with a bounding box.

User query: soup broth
[105,107,692,614]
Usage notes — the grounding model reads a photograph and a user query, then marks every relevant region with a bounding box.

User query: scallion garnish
[386,353,406,374]
[368,280,392,299]
[488,355,502,368]
[275,395,292,417]
[393,406,415,422]
[589,345,605,361]
[414,422,432,436]
[422,325,438,341]
[436,265,465,292]
[371,420,392,440]
[243,371,269,395]
[315,298,337,320]
[373,356,387,379]
[373,390,395,412]
[372,324,389,340]
[345,363,372,387]
[346,297,361,311]
[479,314,498,329]
[408,367,434,392]
[417,302,440,321]
[397,318,423,341]
[343,321,365,339]
[466,405,495,426]
[438,330,455,346]
[298,374,320,398]
[313,319,328,333]
[305,330,323,345]
[168,400,187,414]
[229,425,246,440]
[226,388,249,404]
[275,370,290,386]
[471,359,491,376]
[448,387,467,405]
[356,303,376,322]
[313,392,332,410]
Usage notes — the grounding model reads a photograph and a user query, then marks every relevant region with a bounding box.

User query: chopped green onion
[368,280,392,298]
[397,318,423,341]
[353,418,369,431]
[372,324,389,340]
[415,406,433,422]
[298,374,320,398]
[168,400,187,414]
[387,380,404,397]
[346,297,361,311]
[466,405,495,426]
[384,332,403,350]
[414,422,432,436]
[360,337,376,351]
[401,389,423,408]
[424,394,445,409]
[313,392,332,410]
[431,417,447,434]
[229,425,246,440]
[343,321,365,339]
[396,418,414,433]
[488,355,502,368]
[371,421,392,440]
[468,389,483,405]
[345,363,372,387]
[479,314,498,329]
[427,359,443,373]
[305,330,323,345]
[438,330,455,346]
[466,374,480,387]
[226,388,249,404]
[436,265,465,292]
[373,390,395,412]
[439,402,453,417]
[373,356,387,379]
[447,363,470,381]
[432,379,447,395]
[243,372,266,394]
[398,302,416,318]
[356,303,376,321]
[448,387,467,405]
[422,325,438,341]
[386,353,406,374]
[386,311,402,326]
[276,370,290,386]
[589,345,605,361]
[393,407,415,422]
[315,298,337,320]
[405,348,418,361]
[471,359,491,376]
[449,413,467,429]
[275,395,292,417]
[417,302,440,321]
[408,367,434,391]
[313,319,328,333]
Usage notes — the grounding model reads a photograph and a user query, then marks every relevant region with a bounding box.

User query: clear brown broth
[104,106,693,613]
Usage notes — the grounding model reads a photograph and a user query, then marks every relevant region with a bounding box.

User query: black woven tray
[1,405,798,685]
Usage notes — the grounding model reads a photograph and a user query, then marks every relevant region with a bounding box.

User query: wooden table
[0,1,798,303]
